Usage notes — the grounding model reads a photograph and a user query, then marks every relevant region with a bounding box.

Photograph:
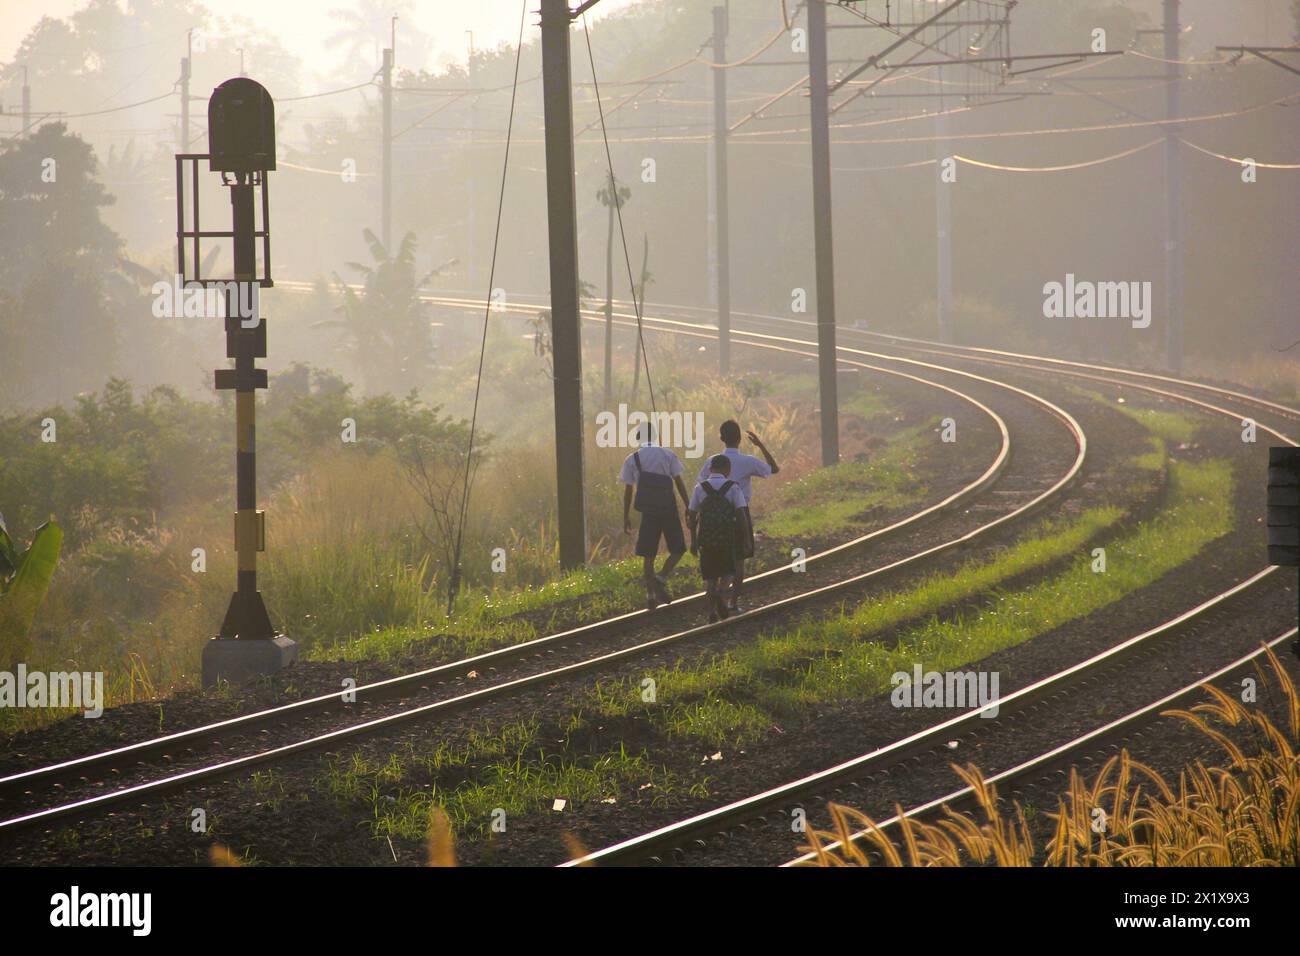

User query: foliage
[0,516,63,666]
[318,229,444,395]
[801,647,1299,867]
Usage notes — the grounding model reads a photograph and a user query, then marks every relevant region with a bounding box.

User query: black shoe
[708,611,720,624]
[654,576,672,604]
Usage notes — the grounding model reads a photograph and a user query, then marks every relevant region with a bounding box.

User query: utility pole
[712,5,732,374]
[21,66,30,133]
[381,46,393,252]
[935,63,953,343]
[807,0,840,466]
[180,33,192,153]
[467,31,478,289]
[1163,0,1184,373]
[541,0,589,570]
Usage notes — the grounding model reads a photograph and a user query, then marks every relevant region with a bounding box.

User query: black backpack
[632,452,676,514]
[696,480,737,549]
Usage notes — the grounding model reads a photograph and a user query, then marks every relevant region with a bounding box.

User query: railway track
[561,574,1295,866]
[0,307,1088,842]
[519,299,1299,867]
[7,286,1271,865]
[783,625,1299,868]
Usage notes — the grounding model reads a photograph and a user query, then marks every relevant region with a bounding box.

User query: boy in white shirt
[696,419,779,613]
[687,454,748,622]
[620,422,691,609]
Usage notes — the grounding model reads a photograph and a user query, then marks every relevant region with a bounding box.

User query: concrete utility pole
[21,66,30,133]
[712,5,732,375]
[180,33,192,153]
[807,0,840,466]
[381,46,393,252]
[1163,0,1184,372]
[935,63,953,343]
[540,0,589,569]
[467,32,478,289]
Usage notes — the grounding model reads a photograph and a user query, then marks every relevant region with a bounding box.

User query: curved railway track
[0,304,1088,841]
[9,285,1278,865]
[562,574,1295,866]
[781,625,1298,868]
[505,297,1297,867]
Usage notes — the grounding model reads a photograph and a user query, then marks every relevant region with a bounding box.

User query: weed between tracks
[308,414,934,664]
[583,447,1228,750]
[323,718,699,841]
[320,416,1224,852]
[799,647,1300,867]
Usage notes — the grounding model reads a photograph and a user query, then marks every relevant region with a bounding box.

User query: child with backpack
[687,454,748,622]
[620,422,691,610]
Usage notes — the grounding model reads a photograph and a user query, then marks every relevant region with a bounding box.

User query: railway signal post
[179,78,296,687]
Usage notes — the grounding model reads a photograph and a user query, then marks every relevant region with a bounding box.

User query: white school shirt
[688,474,748,513]
[619,442,684,486]
[696,447,771,505]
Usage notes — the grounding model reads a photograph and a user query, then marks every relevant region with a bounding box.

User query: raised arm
[747,430,780,475]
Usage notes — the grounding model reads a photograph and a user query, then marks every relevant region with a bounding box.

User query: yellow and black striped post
[214,173,275,641]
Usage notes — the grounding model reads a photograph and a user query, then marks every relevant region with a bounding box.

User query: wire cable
[1178,138,1300,170]
[953,137,1163,172]
[581,9,658,421]
[446,0,528,616]
[279,80,376,102]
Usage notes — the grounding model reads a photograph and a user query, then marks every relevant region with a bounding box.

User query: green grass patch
[322,719,700,841]
[590,454,1229,749]
[762,421,934,539]
[311,414,933,663]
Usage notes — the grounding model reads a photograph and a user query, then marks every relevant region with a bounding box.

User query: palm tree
[327,0,398,75]
[596,172,631,408]
[326,0,431,75]
[317,228,449,395]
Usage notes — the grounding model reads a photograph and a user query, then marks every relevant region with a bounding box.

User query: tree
[317,228,444,395]
[0,516,62,668]
[596,172,631,408]
[0,123,125,406]
[326,0,432,76]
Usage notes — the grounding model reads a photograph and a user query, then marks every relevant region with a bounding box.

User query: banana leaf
[0,520,63,663]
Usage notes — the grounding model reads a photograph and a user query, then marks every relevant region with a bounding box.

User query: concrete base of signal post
[201,635,298,689]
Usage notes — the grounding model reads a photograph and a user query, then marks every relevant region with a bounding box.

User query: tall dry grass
[799,646,1300,867]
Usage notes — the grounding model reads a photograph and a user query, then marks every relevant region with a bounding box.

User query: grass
[586,449,1227,750]
[761,421,934,539]
[309,411,937,664]
[318,404,1233,850]
[801,646,1300,867]
[322,718,700,842]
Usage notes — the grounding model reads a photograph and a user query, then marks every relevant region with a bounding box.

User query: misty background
[1,0,1296,411]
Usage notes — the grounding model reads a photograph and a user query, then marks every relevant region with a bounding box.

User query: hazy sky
[3,0,643,79]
